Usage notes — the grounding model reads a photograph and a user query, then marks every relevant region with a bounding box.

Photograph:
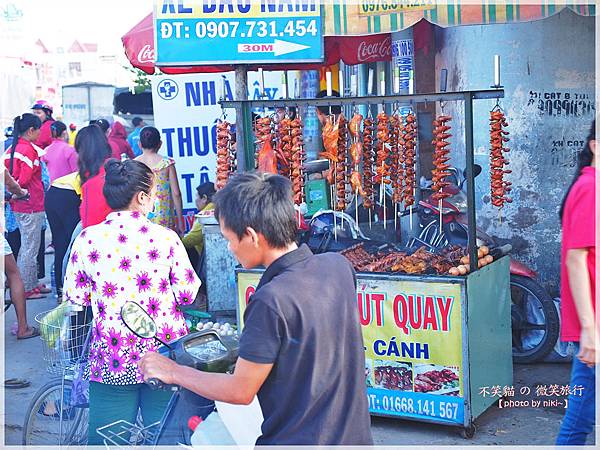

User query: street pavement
[3,257,595,446]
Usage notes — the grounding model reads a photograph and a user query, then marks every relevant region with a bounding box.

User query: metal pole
[234,66,248,172]
[221,89,504,110]
[87,86,92,122]
[464,92,478,273]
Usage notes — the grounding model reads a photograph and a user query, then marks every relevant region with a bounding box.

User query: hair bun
[104,159,128,184]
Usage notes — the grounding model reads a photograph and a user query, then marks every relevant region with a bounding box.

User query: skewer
[438,198,443,234]
[383,200,386,229]
[394,203,398,231]
[334,161,338,241]
[355,192,359,228]
[369,208,372,229]
[410,205,413,230]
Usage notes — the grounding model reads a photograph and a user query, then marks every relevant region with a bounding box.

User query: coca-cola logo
[357,36,392,63]
[137,44,155,63]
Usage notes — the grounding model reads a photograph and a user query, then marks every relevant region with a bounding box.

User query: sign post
[154,0,324,66]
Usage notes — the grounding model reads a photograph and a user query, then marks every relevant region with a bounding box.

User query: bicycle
[22,305,92,446]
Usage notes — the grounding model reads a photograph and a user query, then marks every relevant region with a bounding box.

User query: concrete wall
[434,10,595,295]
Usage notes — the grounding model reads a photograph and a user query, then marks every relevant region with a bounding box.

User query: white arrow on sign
[237,39,310,57]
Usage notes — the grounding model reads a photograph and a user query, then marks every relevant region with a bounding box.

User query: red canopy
[121,14,391,74]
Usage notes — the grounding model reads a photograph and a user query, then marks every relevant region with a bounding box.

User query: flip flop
[5,378,31,389]
[37,284,52,294]
[26,288,46,300]
[17,326,40,340]
[37,401,76,420]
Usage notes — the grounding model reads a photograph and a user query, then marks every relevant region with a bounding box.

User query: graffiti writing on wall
[527,91,595,118]
[549,137,585,168]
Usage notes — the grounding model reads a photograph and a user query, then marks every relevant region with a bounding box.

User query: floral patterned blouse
[64,211,201,385]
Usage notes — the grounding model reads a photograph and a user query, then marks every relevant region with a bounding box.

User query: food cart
[222,88,513,437]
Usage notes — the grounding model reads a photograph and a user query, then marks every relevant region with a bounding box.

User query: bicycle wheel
[22,379,88,446]
[511,275,560,363]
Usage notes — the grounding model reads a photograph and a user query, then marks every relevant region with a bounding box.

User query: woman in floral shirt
[63,159,200,445]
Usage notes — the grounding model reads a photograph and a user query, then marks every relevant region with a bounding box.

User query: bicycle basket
[36,304,93,376]
[96,419,161,447]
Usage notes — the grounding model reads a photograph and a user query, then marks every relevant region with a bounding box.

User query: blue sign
[154,0,323,66]
[367,388,465,424]
[157,79,180,100]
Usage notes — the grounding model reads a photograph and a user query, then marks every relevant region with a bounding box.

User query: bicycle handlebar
[147,378,163,390]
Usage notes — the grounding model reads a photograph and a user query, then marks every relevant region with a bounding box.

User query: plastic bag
[39,302,70,349]
[70,362,89,408]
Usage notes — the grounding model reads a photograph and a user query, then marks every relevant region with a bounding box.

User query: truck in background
[61,82,115,129]
[113,87,154,132]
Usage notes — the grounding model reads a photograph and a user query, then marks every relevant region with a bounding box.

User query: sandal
[26,288,46,300]
[5,378,31,389]
[37,284,52,294]
[17,326,40,340]
[37,401,76,420]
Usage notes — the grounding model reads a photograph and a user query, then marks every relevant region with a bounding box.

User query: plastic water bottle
[189,412,236,446]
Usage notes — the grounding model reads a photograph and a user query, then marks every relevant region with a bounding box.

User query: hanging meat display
[402,112,417,206]
[276,116,292,178]
[389,114,403,205]
[215,120,235,190]
[431,114,452,202]
[490,110,512,208]
[349,113,365,197]
[374,111,391,184]
[254,117,277,174]
[320,115,340,186]
[336,114,348,211]
[362,116,376,210]
[290,116,306,205]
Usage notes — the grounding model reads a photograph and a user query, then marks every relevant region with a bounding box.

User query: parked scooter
[414,166,560,363]
[96,301,239,446]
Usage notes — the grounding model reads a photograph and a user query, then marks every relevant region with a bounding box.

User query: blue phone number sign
[154,0,323,65]
[367,388,465,425]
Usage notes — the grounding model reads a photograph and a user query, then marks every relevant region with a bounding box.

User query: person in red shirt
[95,119,134,160]
[2,113,46,298]
[109,121,135,160]
[31,100,55,149]
[75,125,113,228]
[556,120,597,445]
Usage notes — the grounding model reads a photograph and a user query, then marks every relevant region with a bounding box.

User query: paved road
[4,260,594,446]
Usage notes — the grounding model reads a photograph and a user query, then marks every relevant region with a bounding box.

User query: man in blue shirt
[127,117,145,157]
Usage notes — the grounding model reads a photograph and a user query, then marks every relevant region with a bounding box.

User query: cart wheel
[461,424,476,439]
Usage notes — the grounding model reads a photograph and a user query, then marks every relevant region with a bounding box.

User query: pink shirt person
[42,138,78,182]
[560,166,596,341]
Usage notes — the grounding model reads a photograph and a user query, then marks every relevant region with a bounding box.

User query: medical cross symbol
[157,79,178,100]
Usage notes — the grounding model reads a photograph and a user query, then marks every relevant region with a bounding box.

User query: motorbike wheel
[510,275,560,363]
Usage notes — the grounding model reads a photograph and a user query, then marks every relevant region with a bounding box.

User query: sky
[5,0,153,53]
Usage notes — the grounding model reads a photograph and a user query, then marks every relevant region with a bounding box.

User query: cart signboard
[154,0,324,65]
[236,271,464,425]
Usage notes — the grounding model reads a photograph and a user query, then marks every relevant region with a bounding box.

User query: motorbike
[96,301,239,446]
[412,166,560,363]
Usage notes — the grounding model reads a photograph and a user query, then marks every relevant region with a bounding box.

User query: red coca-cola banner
[122,14,391,74]
[338,34,392,65]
